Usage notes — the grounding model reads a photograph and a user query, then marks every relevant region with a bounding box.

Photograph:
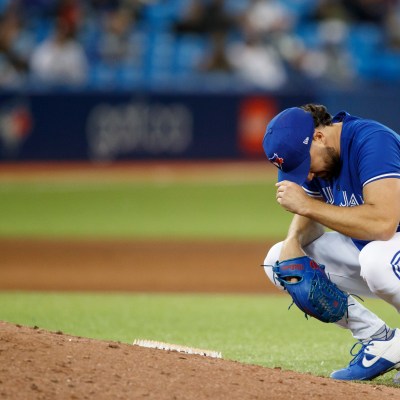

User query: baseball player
[262,104,400,381]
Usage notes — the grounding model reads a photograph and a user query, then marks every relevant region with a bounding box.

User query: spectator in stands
[307,0,349,23]
[173,0,237,76]
[253,0,355,87]
[30,13,88,87]
[227,31,288,90]
[307,1,357,84]
[340,0,391,24]
[56,0,82,31]
[382,1,400,51]
[173,0,235,35]
[198,30,233,73]
[97,6,138,64]
[298,21,354,85]
[240,0,295,39]
[224,0,296,90]
[0,6,32,88]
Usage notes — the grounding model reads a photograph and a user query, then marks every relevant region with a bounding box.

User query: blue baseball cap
[262,107,314,185]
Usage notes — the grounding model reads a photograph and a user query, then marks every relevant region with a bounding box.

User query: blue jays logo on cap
[268,153,284,169]
[262,107,314,185]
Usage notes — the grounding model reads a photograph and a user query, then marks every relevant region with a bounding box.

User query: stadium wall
[0,87,396,162]
[0,91,312,161]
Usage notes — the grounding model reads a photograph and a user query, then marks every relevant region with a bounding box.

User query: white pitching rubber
[133,339,222,359]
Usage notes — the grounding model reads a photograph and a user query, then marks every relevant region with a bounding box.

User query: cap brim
[277,154,310,185]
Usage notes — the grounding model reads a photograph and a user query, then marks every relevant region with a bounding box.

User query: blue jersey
[303,111,400,250]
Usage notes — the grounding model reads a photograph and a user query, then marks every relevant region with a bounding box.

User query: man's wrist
[300,197,315,219]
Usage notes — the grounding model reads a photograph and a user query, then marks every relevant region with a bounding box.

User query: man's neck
[332,122,343,155]
[323,122,342,155]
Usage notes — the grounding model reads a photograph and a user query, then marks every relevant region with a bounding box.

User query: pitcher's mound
[1,321,398,399]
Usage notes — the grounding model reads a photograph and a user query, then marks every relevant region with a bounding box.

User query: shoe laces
[348,340,373,366]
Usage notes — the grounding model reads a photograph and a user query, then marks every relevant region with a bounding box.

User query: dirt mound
[1,321,399,400]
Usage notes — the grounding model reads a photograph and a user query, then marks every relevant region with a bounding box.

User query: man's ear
[312,130,325,143]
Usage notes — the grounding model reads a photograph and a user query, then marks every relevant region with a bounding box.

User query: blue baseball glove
[273,256,348,323]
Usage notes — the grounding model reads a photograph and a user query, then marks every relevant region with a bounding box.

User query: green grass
[0,181,291,240]
[1,292,399,385]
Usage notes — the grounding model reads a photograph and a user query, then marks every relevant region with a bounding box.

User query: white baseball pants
[263,232,400,340]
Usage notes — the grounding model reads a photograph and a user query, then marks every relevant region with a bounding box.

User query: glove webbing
[309,272,348,322]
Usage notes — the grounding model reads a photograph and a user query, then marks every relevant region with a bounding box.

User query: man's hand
[275,180,312,215]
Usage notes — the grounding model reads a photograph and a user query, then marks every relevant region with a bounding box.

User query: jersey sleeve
[356,130,400,187]
[302,180,323,198]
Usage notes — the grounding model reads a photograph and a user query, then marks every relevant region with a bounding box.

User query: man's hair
[300,104,332,128]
